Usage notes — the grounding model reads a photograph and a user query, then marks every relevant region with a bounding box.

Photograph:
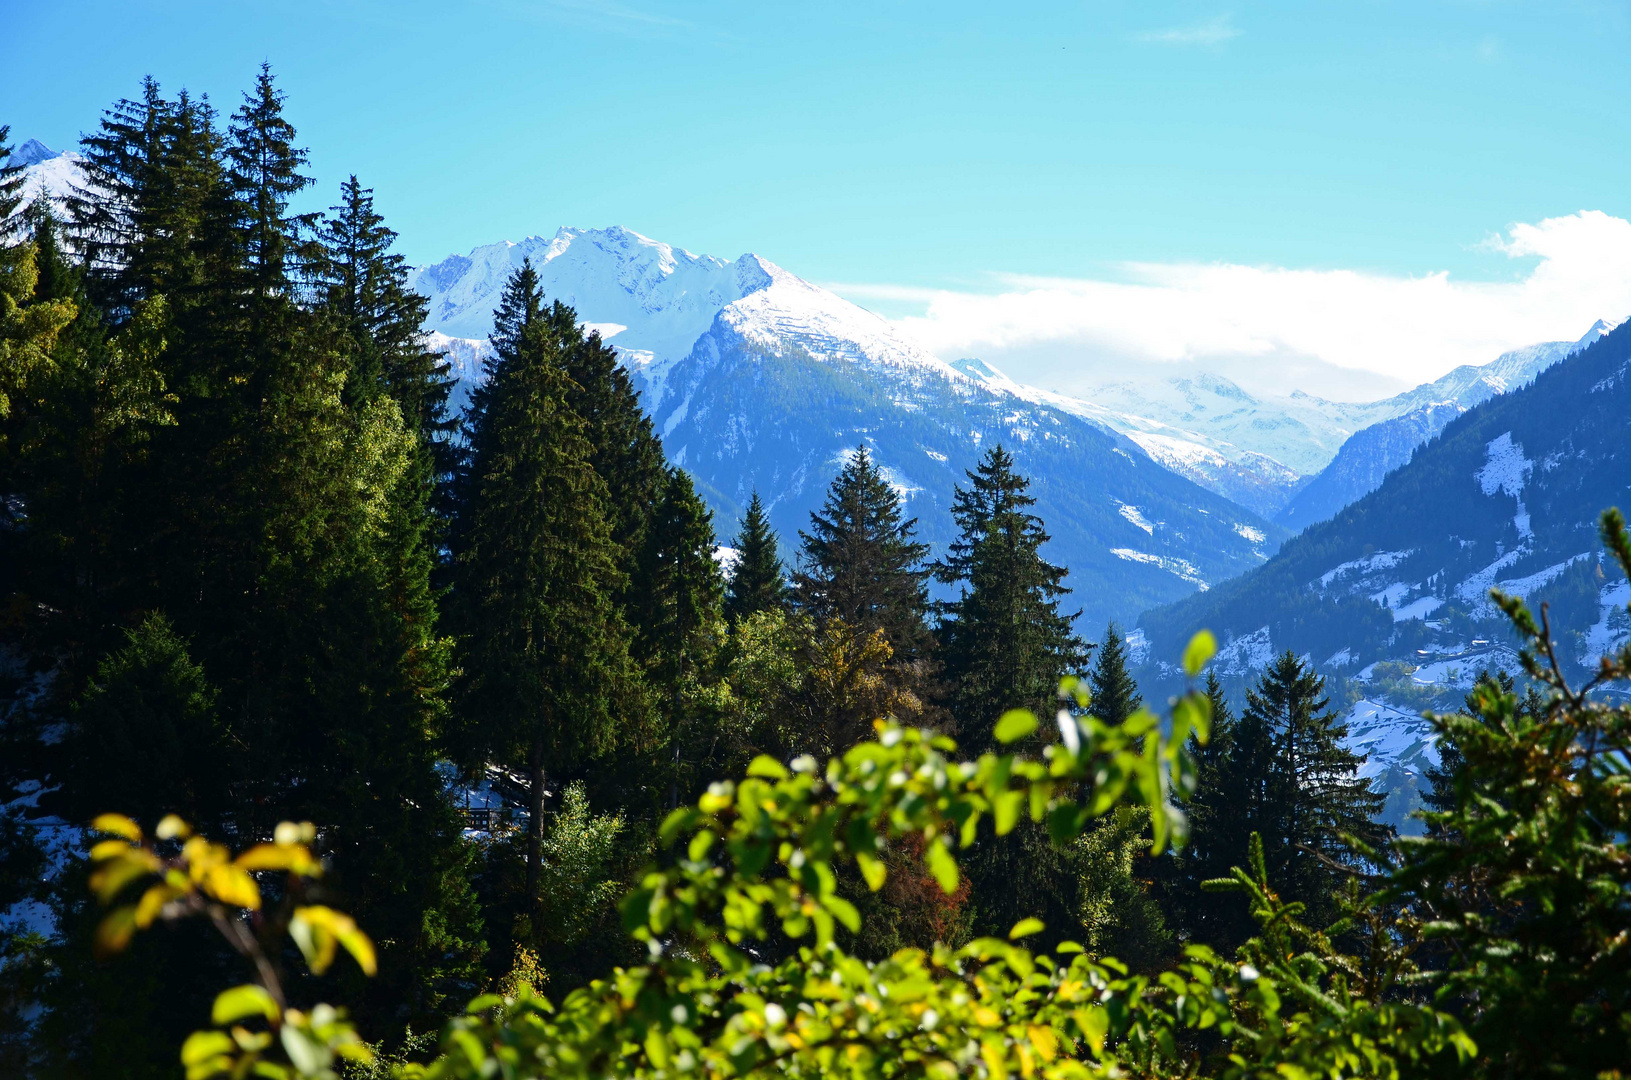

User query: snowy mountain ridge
[408,226,974,414]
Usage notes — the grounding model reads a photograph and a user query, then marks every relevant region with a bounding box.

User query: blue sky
[8,1,1631,397]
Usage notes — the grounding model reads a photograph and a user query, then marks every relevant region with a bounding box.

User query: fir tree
[451,261,645,926]
[225,64,316,302]
[317,175,454,433]
[1237,651,1387,927]
[554,308,667,578]
[1161,670,1248,945]
[1088,623,1142,726]
[629,467,727,808]
[64,613,227,829]
[934,445,1086,752]
[725,491,787,623]
[794,444,931,664]
[0,126,25,232]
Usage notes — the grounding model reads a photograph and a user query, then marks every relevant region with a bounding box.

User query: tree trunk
[527,735,545,918]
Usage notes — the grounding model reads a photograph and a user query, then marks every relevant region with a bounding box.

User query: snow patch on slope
[1117,502,1155,535]
[1110,548,1206,588]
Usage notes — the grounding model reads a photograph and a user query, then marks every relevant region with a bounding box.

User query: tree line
[2,71,1407,1076]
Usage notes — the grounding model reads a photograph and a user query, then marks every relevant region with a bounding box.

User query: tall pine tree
[1161,670,1250,946]
[1089,623,1142,726]
[629,467,727,809]
[934,445,1085,752]
[794,444,931,665]
[1230,652,1387,931]
[451,260,646,930]
[725,491,787,624]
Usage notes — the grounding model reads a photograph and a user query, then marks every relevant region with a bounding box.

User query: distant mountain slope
[949,361,1313,519]
[955,323,1618,522]
[1274,321,1617,529]
[1275,403,1466,528]
[411,227,1285,629]
[1139,319,1631,683]
[11,139,83,213]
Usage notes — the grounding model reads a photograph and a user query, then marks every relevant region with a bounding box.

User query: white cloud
[1137,15,1241,46]
[833,211,1631,401]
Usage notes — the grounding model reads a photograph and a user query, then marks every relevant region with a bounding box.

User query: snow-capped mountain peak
[14,138,60,166]
[408,226,967,407]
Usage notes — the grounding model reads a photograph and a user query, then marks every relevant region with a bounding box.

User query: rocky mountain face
[409,227,1284,631]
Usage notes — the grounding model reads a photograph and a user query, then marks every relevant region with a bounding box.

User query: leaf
[855,851,888,891]
[659,808,698,845]
[1008,917,1045,940]
[824,894,861,933]
[337,924,378,976]
[155,815,192,840]
[993,791,1024,836]
[994,709,1038,744]
[203,864,262,910]
[134,882,178,928]
[1171,693,1210,750]
[290,906,376,976]
[1182,630,1217,677]
[1046,803,1084,846]
[644,1027,671,1068]
[89,838,131,862]
[91,813,142,842]
[273,821,315,846]
[212,984,279,1025]
[1075,1005,1109,1054]
[925,839,959,894]
[90,855,156,903]
[745,755,790,780]
[181,1030,235,1066]
[94,906,137,957]
[280,1025,328,1076]
[235,843,317,875]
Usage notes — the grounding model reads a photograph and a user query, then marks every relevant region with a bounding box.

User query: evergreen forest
[2,74,1631,1079]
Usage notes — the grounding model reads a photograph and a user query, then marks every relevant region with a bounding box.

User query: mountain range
[408,228,1282,631]
[1140,318,1631,681]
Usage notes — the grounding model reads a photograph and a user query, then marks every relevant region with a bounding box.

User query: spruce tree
[1089,623,1142,726]
[1162,670,1250,945]
[452,260,645,926]
[0,126,25,231]
[629,467,727,808]
[225,63,317,303]
[725,491,787,623]
[934,445,1085,752]
[794,444,931,663]
[554,307,666,577]
[1238,651,1386,927]
[317,175,454,437]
